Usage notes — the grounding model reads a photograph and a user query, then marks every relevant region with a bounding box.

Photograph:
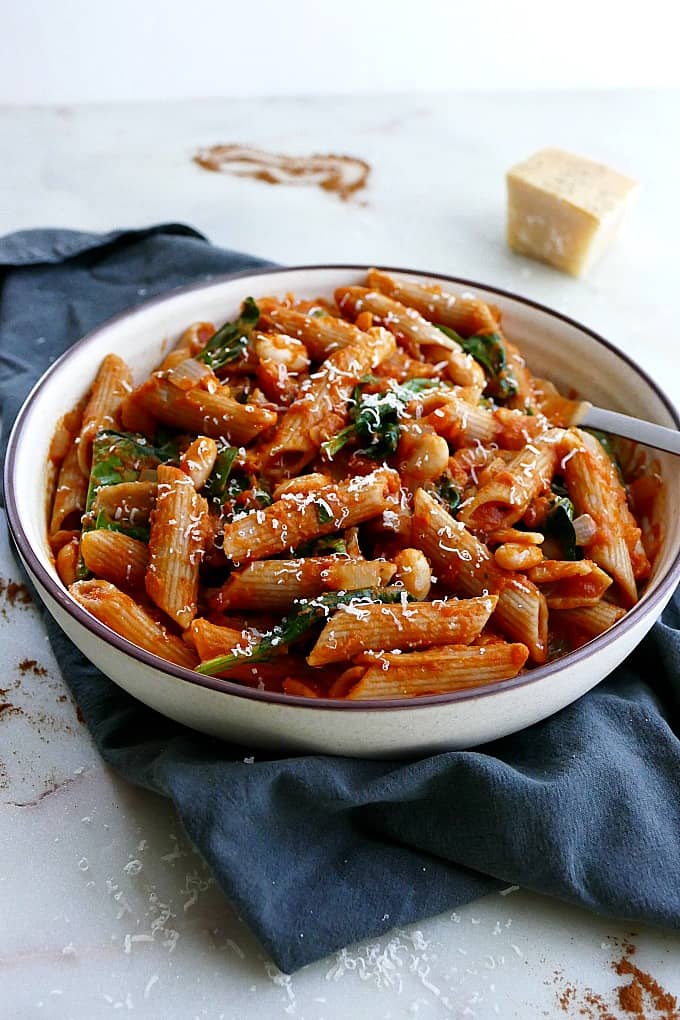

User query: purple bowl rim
[5,262,680,713]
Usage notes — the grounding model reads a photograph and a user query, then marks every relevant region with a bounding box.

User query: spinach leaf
[195,587,410,675]
[436,325,518,400]
[433,475,462,515]
[297,533,348,557]
[203,446,239,504]
[93,510,150,544]
[315,498,334,525]
[195,297,260,372]
[322,378,439,461]
[545,485,579,560]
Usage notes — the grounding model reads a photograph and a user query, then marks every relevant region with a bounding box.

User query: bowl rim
[5,262,680,713]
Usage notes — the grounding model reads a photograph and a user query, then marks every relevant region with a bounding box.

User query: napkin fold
[1,225,679,974]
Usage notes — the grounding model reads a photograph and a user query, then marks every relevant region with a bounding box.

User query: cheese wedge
[506,148,638,276]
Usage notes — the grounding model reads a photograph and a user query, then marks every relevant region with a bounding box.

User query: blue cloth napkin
[1,224,679,974]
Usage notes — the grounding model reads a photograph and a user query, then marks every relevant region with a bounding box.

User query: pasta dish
[46,270,658,700]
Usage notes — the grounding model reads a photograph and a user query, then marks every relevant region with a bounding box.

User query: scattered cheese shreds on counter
[506,147,639,277]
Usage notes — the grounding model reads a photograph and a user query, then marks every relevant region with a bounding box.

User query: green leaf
[315,498,334,525]
[93,509,150,544]
[196,297,260,372]
[433,475,462,515]
[322,378,440,461]
[545,487,579,560]
[436,326,518,400]
[195,587,410,675]
[203,447,238,504]
[297,534,348,557]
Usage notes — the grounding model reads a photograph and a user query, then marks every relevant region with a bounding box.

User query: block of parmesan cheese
[506,148,638,276]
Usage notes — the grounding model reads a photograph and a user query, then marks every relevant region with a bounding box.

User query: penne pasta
[345,642,529,700]
[562,429,641,606]
[307,595,498,666]
[458,435,559,532]
[526,558,613,609]
[50,438,88,536]
[262,305,366,360]
[80,529,150,591]
[145,465,208,628]
[412,488,548,661]
[70,579,198,669]
[78,354,133,473]
[131,374,277,444]
[180,436,218,490]
[221,467,399,565]
[552,602,626,640]
[213,556,396,612]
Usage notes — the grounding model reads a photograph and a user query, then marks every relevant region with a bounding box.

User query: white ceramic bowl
[5,266,680,757]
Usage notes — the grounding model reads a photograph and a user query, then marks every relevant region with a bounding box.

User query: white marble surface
[1,91,679,1018]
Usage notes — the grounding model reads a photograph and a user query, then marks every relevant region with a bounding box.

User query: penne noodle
[336,285,485,388]
[221,467,399,566]
[132,374,277,444]
[145,465,208,628]
[412,488,548,661]
[56,537,81,587]
[70,579,198,669]
[180,436,218,490]
[458,435,559,532]
[552,602,626,640]
[80,529,150,591]
[186,618,247,661]
[562,429,640,606]
[213,556,396,612]
[345,642,529,699]
[78,354,133,473]
[307,595,498,666]
[50,438,88,535]
[262,305,366,360]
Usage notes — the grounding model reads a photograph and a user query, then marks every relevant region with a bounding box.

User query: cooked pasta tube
[457,435,559,532]
[552,602,626,639]
[70,579,198,669]
[307,594,498,666]
[50,438,88,536]
[186,618,246,661]
[344,641,529,700]
[56,537,81,587]
[80,530,150,591]
[562,429,641,606]
[179,436,218,490]
[262,305,366,360]
[77,354,133,473]
[259,326,396,475]
[214,557,396,612]
[131,375,277,444]
[145,465,208,628]
[221,467,399,566]
[412,488,548,662]
[423,393,498,446]
[336,286,484,388]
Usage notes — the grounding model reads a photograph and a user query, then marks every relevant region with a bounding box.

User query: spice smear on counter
[553,939,679,1019]
[193,144,370,201]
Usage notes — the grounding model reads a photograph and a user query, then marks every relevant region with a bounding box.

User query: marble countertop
[1,91,678,1019]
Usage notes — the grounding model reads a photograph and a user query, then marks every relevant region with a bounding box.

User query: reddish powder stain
[193,144,370,202]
